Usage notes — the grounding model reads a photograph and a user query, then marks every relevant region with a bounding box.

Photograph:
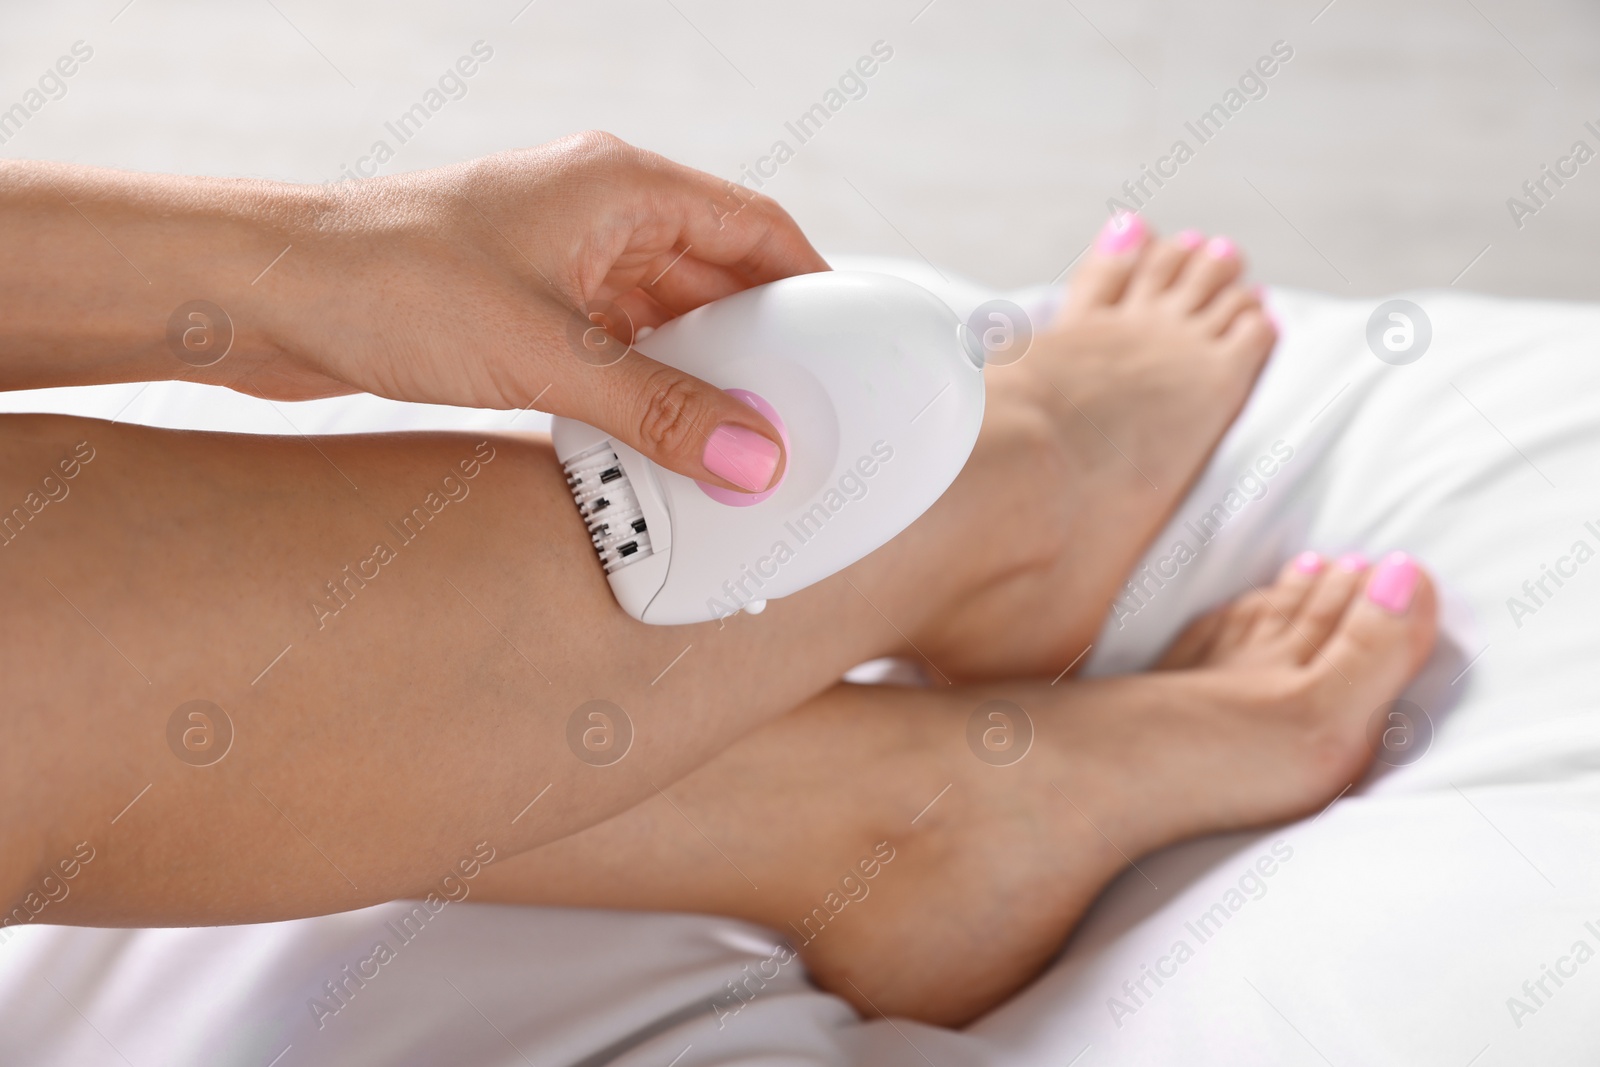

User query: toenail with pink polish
[1366,551,1420,614]
[1335,552,1369,572]
[1205,236,1237,259]
[1293,551,1323,574]
[1176,229,1205,250]
[1096,212,1146,255]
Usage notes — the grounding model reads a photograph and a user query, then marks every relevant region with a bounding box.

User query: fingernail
[1336,552,1369,572]
[1176,229,1205,250]
[703,424,781,492]
[1096,212,1146,255]
[1293,551,1323,574]
[1205,236,1236,259]
[1366,551,1420,614]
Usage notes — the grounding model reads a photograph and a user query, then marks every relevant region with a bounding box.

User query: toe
[1221,305,1278,360]
[1321,551,1439,696]
[1264,551,1327,619]
[1125,236,1199,302]
[1160,552,1324,669]
[1284,553,1370,664]
[1210,552,1328,661]
[1200,285,1263,338]
[1060,212,1152,314]
[1169,235,1244,313]
[1156,603,1229,670]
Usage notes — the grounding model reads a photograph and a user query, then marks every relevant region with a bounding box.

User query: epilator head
[552,271,985,625]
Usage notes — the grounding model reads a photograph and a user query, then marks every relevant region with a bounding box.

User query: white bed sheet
[2,267,1599,1066]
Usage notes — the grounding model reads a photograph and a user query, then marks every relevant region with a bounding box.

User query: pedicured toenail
[1205,236,1237,259]
[1367,551,1420,614]
[1293,551,1323,574]
[1176,229,1205,250]
[1335,552,1369,572]
[1097,212,1146,255]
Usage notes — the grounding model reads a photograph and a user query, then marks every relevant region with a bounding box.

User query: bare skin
[0,416,938,926]
[474,553,1438,1025]
[925,223,1277,680]
[4,221,1279,937]
[0,136,828,491]
[3,125,1438,1040]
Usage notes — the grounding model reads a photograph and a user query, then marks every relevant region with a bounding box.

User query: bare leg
[4,221,1272,926]
[925,222,1277,679]
[474,553,1438,1025]
[0,414,1010,927]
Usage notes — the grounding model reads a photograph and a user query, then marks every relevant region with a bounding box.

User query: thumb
[574,351,786,494]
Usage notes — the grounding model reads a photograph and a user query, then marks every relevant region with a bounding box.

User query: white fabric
[3,268,1600,1065]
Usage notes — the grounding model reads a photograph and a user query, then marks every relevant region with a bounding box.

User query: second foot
[799,550,1436,1025]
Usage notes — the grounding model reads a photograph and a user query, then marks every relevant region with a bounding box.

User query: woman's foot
[798,551,1435,1024]
[472,552,1436,1026]
[912,215,1277,681]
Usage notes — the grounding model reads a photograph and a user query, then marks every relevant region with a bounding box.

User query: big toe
[1059,211,1152,314]
[1322,551,1439,705]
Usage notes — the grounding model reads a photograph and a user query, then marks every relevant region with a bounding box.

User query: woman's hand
[0,135,827,492]
[244,132,825,492]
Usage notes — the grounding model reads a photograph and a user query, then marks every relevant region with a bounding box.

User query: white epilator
[552,271,985,625]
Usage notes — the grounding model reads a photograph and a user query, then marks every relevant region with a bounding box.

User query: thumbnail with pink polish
[1293,551,1323,574]
[1367,552,1420,614]
[1205,236,1236,259]
[703,423,780,492]
[1335,552,1369,571]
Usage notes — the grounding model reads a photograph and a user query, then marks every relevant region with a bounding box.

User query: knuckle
[635,371,709,457]
[553,130,634,174]
[720,184,784,225]
[738,187,782,215]
[568,129,627,155]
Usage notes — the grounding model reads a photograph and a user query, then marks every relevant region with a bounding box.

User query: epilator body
[553,271,985,625]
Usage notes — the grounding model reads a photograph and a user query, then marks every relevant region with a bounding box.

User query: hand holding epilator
[553,272,986,624]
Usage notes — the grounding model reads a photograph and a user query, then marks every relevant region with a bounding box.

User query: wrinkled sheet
[2,266,1597,1066]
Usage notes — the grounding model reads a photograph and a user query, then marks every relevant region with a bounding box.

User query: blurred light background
[3,0,1598,299]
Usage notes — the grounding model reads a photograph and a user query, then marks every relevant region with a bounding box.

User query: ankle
[838,434,1058,650]
[1029,679,1207,853]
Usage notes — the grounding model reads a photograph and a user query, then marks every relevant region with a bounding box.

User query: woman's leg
[926,221,1278,678]
[472,552,1438,1025]
[1,415,959,926]
[4,223,1274,927]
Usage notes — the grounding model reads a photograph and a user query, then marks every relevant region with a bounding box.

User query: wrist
[0,162,335,392]
[152,176,338,391]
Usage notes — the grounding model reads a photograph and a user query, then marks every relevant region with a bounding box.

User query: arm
[0,133,830,488]
[0,159,312,392]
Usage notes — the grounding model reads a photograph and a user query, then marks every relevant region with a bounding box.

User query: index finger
[635,151,831,285]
